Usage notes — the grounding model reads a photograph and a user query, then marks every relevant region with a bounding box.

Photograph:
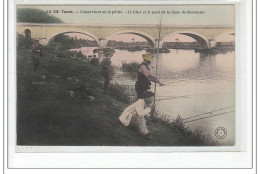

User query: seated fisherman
[119,91,155,139]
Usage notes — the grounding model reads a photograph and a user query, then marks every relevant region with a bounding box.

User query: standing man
[101,52,113,91]
[119,91,155,139]
[135,52,164,99]
[32,40,42,71]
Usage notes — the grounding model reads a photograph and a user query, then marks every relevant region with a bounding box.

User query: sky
[17,5,235,26]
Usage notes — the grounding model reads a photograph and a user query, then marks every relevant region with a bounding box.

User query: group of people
[31,40,163,139]
[100,51,164,139]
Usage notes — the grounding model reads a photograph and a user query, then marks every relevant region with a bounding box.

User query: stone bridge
[17,23,234,50]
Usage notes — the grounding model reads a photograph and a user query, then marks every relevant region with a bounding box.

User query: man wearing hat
[101,52,113,91]
[135,52,164,99]
[32,40,42,71]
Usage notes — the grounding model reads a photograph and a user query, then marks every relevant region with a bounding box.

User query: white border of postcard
[5,0,255,169]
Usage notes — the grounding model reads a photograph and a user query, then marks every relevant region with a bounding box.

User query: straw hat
[142,53,153,62]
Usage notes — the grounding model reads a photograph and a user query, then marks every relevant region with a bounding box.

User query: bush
[90,58,99,65]
[121,61,139,73]
[109,84,129,103]
[50,34,73,49]
[17,33,33,49]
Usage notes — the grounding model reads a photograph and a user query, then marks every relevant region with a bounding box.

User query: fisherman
[31,40,42,71]
[90,54,99,65]
[101,52,113,91]
[119,91,155,139]
[135,52,164,99]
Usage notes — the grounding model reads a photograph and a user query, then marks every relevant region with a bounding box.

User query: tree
[17,8,63,23]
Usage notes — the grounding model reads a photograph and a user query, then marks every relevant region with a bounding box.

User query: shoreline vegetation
[121,61,139,73]
[17,33,219,146]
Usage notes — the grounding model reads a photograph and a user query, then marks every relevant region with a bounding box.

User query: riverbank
[17,47,217,146]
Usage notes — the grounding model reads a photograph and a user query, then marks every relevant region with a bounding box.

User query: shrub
[121,61,139,73]
[109,84,130,103]
[90,58,99,65]
[17,33,33,49]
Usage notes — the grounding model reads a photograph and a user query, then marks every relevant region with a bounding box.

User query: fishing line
[155,93,217,101]
[182,110,235,123]
[155,95,190,101]
[162,77,201,85]
[182,106,235,121]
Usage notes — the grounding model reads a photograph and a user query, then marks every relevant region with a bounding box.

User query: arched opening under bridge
[24,29,31,38]
[47,32,99,60]
[162,32,208,50]
[47,31,99,47]
[106,31,155,48]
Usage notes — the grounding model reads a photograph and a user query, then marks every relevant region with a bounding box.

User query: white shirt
[119,99,151,126]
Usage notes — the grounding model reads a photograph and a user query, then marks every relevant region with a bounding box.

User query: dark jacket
[32,43,42,58]
[135,62,151,91]
[101,58,112,77]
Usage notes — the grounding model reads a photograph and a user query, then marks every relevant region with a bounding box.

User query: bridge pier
[208,39,216,49]
[98,38,107,48]
[97,38,107,61]
[154,39,163,49]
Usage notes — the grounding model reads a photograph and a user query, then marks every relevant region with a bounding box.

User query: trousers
[104,76,110,90]
[130,114,149,135]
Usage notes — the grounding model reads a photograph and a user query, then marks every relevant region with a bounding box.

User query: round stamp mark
[215,127,227,139]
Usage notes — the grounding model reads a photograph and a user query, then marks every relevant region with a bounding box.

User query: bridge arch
[162,31,209,49]
[46,30,100,47]
[105,30,155,48]
[24,29,31,38]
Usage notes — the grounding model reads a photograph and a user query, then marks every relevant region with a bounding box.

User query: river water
[73,47,235,145]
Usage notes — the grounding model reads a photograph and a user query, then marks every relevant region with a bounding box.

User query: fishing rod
[154,13,163,104]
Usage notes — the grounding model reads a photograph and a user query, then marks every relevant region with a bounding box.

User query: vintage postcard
[15,2,238,151]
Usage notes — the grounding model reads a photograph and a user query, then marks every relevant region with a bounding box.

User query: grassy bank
[17,46,216,146]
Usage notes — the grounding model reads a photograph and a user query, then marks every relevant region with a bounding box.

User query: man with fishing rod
[135,52,164,99]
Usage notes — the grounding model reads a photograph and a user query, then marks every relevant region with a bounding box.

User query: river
[72,47,235,145]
